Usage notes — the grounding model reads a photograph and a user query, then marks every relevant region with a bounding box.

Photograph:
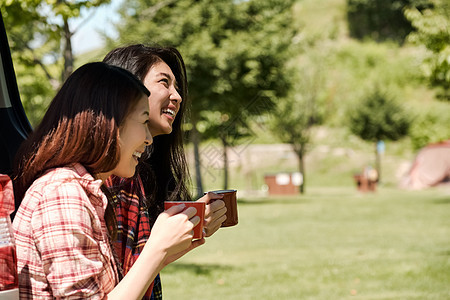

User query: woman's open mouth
[132,151,142,162]
[162,108,176,119]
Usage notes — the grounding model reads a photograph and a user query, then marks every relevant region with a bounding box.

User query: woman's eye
[160,78,169,86]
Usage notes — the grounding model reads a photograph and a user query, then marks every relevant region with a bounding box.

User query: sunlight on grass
[162,187,450,299]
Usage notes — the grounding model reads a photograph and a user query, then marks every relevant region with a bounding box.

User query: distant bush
[348,88,411,142]
[323,40,424,127]
[347,0,434,44]
[409,107,450,150]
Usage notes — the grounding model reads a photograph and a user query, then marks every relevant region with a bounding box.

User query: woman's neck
[94,172,112,183]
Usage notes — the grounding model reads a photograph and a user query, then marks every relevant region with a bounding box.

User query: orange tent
[400,140,450,190]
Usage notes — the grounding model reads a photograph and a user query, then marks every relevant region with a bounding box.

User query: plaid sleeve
[30,180,115,299]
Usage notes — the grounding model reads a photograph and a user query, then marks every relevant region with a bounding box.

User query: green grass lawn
[161,187,450,299]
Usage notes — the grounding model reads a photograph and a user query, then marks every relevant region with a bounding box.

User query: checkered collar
[70,163,106,209]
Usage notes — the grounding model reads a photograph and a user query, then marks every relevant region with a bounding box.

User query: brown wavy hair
[103,44,191,226]
[13,62,150,235]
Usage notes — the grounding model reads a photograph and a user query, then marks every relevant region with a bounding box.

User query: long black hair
[103,44,192,225]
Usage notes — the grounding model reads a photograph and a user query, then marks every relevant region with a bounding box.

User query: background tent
[400,140,450,190]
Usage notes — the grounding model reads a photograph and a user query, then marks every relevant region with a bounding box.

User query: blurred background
[1,0,449,298]
[1,0,449,195]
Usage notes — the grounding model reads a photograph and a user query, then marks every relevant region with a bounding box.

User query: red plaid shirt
[105,175,162,300]
[13,164,119,299]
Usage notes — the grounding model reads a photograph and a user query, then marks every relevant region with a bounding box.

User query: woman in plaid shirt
[13,62,204,299]
[103,45,227,299]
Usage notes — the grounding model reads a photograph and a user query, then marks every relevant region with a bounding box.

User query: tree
[348,88,411,182]
[346,0,433,44]
[409,106,450,150]
[113,0,296,195]
[200,109,255,190]
[405,0,450,100]
[270,45,329,194]
[0,0,110,126]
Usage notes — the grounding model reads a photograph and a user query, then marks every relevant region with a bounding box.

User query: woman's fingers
[196,191,224,205]
[204,205,227,237]
[164,203,186,216]
[197,194,226,237]
[165,205,198,222]
[205,199,225,219]
[188,215,200,227]
[204,200,227,225]
[206,205,227,224]
[204,212,227,237]
[165,206,201,236]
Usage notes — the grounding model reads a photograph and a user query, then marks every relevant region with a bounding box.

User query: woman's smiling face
[115,95,152,179]
[143,61,182,137]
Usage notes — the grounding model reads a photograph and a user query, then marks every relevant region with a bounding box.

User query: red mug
[164,201,205,239]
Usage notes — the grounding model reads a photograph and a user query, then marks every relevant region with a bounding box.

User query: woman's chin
[151,126,173,137]
[164,127,173,135]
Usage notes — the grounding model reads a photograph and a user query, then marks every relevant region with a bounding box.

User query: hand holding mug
[197,192,227,237]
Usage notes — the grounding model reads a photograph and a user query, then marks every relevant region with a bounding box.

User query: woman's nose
[170,87,182,103]
[144,126,153,146]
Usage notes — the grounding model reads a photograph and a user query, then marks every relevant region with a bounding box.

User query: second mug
[164,201,205,240]
[208,189,238,227]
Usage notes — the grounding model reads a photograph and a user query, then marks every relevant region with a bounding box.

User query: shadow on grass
[163,262,235,276]
[438,250,450,256]
[433,196,450,205]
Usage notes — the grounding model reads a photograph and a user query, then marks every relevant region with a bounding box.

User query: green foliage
[110,0,296,191]
[405,0,450,100]
[348,88,411,142]
[271,46,329,150]
[409,104,450,150]
[113,0,296,136]
[13,63,54,127]
[346,0,433,44]
[311,39,424,129]
[268,38,336,192]
[3,0,446,173]
[1,0,111,126]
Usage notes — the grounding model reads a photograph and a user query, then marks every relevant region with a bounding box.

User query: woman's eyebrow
[158,72,178,87]
[158,72,171,79]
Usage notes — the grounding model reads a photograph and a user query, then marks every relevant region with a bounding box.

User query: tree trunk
[62,18,74,82]
[221,136,229,190]
[294,144,305,194]
[191,121,203,197]
[375,141,381,183]
[298,149,305,194]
